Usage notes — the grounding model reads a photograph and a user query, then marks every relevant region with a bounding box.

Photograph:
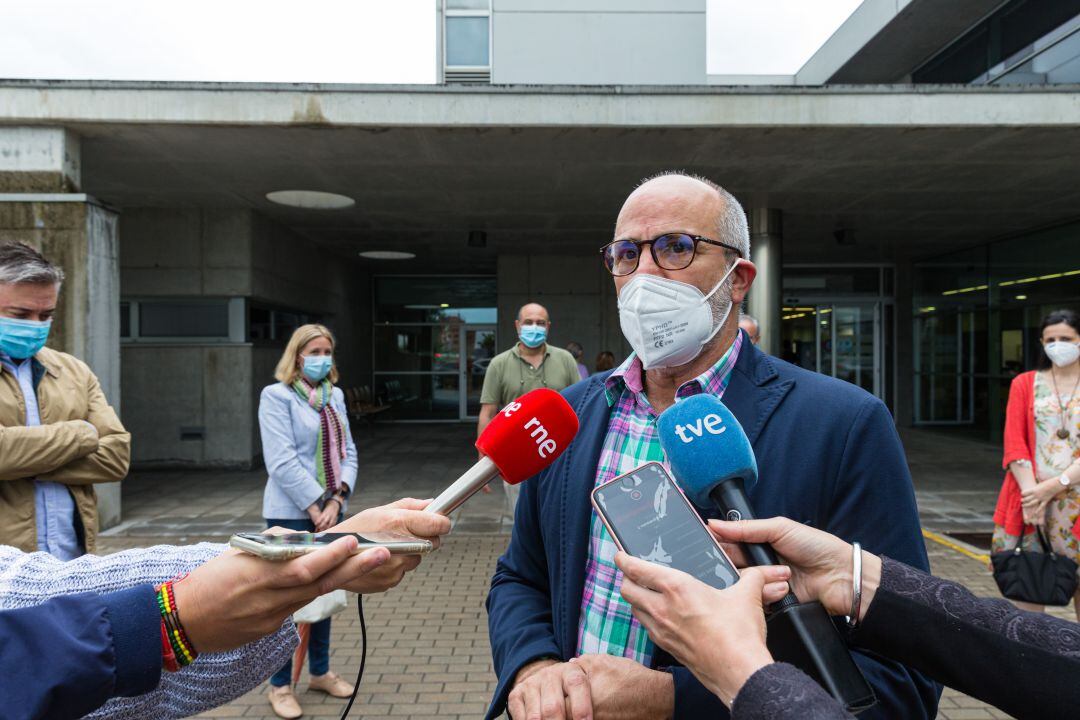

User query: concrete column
[747,208,783,356]
[1,127,122,528]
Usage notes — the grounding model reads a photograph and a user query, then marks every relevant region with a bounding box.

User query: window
[248,302,324,343]
[913,0,1080,84]
[120,298,245,343]
[443,0,491,84]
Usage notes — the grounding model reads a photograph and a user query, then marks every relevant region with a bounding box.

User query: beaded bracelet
[156,578,198,670]
[160,621,180,673]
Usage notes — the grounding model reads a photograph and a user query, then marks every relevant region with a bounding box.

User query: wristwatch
[1060,470,1074,488]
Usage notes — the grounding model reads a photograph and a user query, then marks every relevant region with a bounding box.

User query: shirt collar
[512,343,549,360]
[0,350,57,379]
[604,332,744,407]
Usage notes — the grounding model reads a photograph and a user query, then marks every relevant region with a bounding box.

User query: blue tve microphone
[658,394,876,714]
[657,394,787,576]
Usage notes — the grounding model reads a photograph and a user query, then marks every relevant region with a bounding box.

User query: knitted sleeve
[0,543,298,720]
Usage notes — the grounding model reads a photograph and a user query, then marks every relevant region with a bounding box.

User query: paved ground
[97,424,1074,720]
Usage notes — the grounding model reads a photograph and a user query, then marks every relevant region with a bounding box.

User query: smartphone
[229,531,434,561]
[591,462,739,590]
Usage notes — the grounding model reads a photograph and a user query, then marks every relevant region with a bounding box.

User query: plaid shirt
[576,333,743,665]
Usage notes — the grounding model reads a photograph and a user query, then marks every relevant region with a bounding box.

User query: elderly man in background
[0,241,130,558]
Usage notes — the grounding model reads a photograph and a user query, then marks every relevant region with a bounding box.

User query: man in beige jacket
[0,241,130,557]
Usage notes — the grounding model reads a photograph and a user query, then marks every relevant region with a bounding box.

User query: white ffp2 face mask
[1044,341,1080,368]
[617,261,740,370]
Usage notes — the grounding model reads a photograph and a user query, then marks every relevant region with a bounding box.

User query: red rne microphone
[425,388,579,516]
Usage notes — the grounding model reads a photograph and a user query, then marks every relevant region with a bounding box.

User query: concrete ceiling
[74,122,1080,270]
[5,82,1078,272]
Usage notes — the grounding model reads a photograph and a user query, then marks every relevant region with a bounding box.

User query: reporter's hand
[708,517,881,619]
[329,498,452,594]
[307,503,323,527]
[616,555,786,707]
[508,659,592,720]
[173,535,388,654]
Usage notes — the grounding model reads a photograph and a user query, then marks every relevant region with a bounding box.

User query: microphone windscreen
[657,394,758,508]
[476,388,580,484]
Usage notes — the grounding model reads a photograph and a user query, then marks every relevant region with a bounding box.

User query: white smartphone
[591,462,740,590]
[229,531,434,561]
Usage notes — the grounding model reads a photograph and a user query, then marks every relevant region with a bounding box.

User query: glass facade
[913,0,1080,84]
[913,222,1080,440]
[779,266,894,407]
[373,276,496,420]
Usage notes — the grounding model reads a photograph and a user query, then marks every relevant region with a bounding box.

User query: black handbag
[991,526,1079,606]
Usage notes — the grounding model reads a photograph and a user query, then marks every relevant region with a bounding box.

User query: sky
[0,0,863,83]
[0,0,437,83]
[707,0,865,76]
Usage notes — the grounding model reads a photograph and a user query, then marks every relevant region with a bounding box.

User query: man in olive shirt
[478,303,580,519]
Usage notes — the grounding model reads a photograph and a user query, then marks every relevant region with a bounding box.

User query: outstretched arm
[0,544,296,720]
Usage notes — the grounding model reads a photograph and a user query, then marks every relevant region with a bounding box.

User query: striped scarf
[292,378,346,493]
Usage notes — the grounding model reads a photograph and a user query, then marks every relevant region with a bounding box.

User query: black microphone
[658,394,876,714]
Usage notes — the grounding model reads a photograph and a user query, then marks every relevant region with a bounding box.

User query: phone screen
[240,532,406,546]
[593,462,739,590]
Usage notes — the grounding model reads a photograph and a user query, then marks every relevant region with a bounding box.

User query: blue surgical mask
[0,317,51,360]
[302,354,333,382]
[519,325,547,348]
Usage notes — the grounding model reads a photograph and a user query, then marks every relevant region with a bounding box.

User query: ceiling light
[440,303,450,308]
[359,250,416,260]
[1015,295,1027,300]
[266,190,355,209]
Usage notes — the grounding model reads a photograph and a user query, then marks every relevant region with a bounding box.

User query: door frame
[459,323,497,420]
[783,294,891,401]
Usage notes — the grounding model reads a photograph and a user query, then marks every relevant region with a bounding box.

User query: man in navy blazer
[485,173,940,719]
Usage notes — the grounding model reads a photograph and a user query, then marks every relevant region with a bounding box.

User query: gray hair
[0,242,65,286]
[739,313,759,331]
[636,171,751,261]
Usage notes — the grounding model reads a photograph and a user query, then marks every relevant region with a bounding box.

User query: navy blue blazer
[485,336,941,719]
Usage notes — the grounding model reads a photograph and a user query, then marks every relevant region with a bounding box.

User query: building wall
[120,208,368,467]
[0,197,123,525]
[497,254,629,376]
[492,0,706,85]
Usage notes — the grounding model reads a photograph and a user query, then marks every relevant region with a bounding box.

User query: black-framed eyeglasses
[599,233,742,277]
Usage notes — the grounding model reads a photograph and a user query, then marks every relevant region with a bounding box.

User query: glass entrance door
[780,303,883,398]
[914,310,977,424]
[461,325,496,419]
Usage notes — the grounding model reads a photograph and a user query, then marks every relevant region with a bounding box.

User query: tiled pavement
[96,424,1075,720]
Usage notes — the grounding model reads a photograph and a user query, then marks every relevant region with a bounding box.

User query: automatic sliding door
[781,302,883,399]
[914,310,975,424]
[833,304,880,397]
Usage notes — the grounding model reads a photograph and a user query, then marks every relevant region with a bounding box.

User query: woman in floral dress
[992,308,1080,617]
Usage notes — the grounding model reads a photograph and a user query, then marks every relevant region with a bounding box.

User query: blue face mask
[302,354,333,382]
[0,317,52,360]
[519,324,547,348]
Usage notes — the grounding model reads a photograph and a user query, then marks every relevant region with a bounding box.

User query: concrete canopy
[3,81,1080,271]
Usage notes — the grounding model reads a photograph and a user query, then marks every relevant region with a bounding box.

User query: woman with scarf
[259,324,358,718]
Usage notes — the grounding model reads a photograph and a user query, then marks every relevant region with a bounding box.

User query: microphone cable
[338,594,367,719]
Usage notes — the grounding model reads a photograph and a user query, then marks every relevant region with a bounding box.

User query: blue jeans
[265,516,340,686]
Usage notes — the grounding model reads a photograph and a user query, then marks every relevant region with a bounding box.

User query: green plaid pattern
[576,334,743,665]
